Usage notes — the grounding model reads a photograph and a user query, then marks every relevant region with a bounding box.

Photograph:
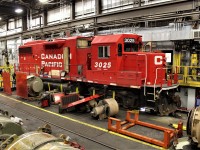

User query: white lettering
[107,62,111,68]
[58,62,62,67]
[58,54,62,59]
[94,62,112,69]
[41,61,62,67]
[40,53,63,68]
[41,61,45,65]
[99,62,102,67]
[94,62,98,68]
[124,38,135,43]
[41,54,63,60]
[41,54,45,59]
[49,54,53,59]
[53,54,57,59]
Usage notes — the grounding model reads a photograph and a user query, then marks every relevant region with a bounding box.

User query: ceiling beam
[0,0,197,41]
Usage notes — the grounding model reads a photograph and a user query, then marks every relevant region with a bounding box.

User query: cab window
[124,43,138,52]
[98,46,110,58]
[124,38,138,52]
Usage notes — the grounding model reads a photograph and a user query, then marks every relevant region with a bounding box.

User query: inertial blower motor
[27,75,44,97]
[91,98,119,120]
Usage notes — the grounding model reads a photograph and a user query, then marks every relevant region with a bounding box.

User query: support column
[6,20,9,31]
[138,0,141,7]
[14,18,17,29]
[70,1,75,20]
[22,16,27,31]
[4,40,8,66]
[93,17,98,35]
[43,10,48,26]
[187,88,196,110]
[95,0,102,15]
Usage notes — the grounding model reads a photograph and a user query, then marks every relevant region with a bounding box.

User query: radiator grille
[61,94,79,106]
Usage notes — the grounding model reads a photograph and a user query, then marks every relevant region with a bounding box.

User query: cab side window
[98,46,110,58]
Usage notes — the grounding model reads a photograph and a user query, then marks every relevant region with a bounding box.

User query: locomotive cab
[87,34,144,86]
[87,34,180,115]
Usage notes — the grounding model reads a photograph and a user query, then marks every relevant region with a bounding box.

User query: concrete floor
[0,92,192,150]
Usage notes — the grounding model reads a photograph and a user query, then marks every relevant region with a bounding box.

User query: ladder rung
[147,100,155,102]
[147,93,154,95]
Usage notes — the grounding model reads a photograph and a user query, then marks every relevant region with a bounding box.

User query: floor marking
[0,94,163,150]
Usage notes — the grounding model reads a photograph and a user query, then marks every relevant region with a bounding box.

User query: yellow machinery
[0,66,14,88]
[174,51,200,87]
[0,49,15,88]
[191,53,198,79]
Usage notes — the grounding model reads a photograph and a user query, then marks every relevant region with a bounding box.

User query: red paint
[2,72,12,95]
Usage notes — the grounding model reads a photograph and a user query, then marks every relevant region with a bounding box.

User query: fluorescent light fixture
[15,8,23,13]
[39,0,48,3]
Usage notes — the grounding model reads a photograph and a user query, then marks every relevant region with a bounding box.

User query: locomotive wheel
[158,97,171,116]
[115,93,139,109]
[187,108,195,135]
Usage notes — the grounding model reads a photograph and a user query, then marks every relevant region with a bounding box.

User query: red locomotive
[16,34,180,116]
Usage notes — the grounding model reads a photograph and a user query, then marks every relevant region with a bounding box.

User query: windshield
[124,43,138,52]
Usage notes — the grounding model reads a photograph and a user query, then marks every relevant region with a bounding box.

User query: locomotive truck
[15,34,181,116]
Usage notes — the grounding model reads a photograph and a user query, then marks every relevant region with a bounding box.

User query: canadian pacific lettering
[41,54,63,59]
[41,53,63,67]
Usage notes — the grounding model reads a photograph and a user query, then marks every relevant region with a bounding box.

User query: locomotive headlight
[140,107,146,112]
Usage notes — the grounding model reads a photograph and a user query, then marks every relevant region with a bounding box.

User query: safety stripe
[0,94,163,150]
[60,84,63,92]
[48,82,50,91]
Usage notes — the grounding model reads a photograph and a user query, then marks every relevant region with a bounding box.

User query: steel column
[43,10,48,27]
[70,1,75,20]
[95,0,102,15]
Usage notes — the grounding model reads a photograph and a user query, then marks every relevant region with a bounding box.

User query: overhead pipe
[95,11,200,28]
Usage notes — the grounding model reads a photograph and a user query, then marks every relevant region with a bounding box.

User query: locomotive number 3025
[94,62,112,69]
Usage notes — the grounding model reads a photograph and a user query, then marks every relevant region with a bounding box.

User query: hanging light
[39,0,48,3]
[15,8,23,13]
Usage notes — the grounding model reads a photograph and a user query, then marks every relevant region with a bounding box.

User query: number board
[124,38,135,43]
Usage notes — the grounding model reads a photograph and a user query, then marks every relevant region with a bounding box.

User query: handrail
[138,54,147,96]
[154,67,177,100]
